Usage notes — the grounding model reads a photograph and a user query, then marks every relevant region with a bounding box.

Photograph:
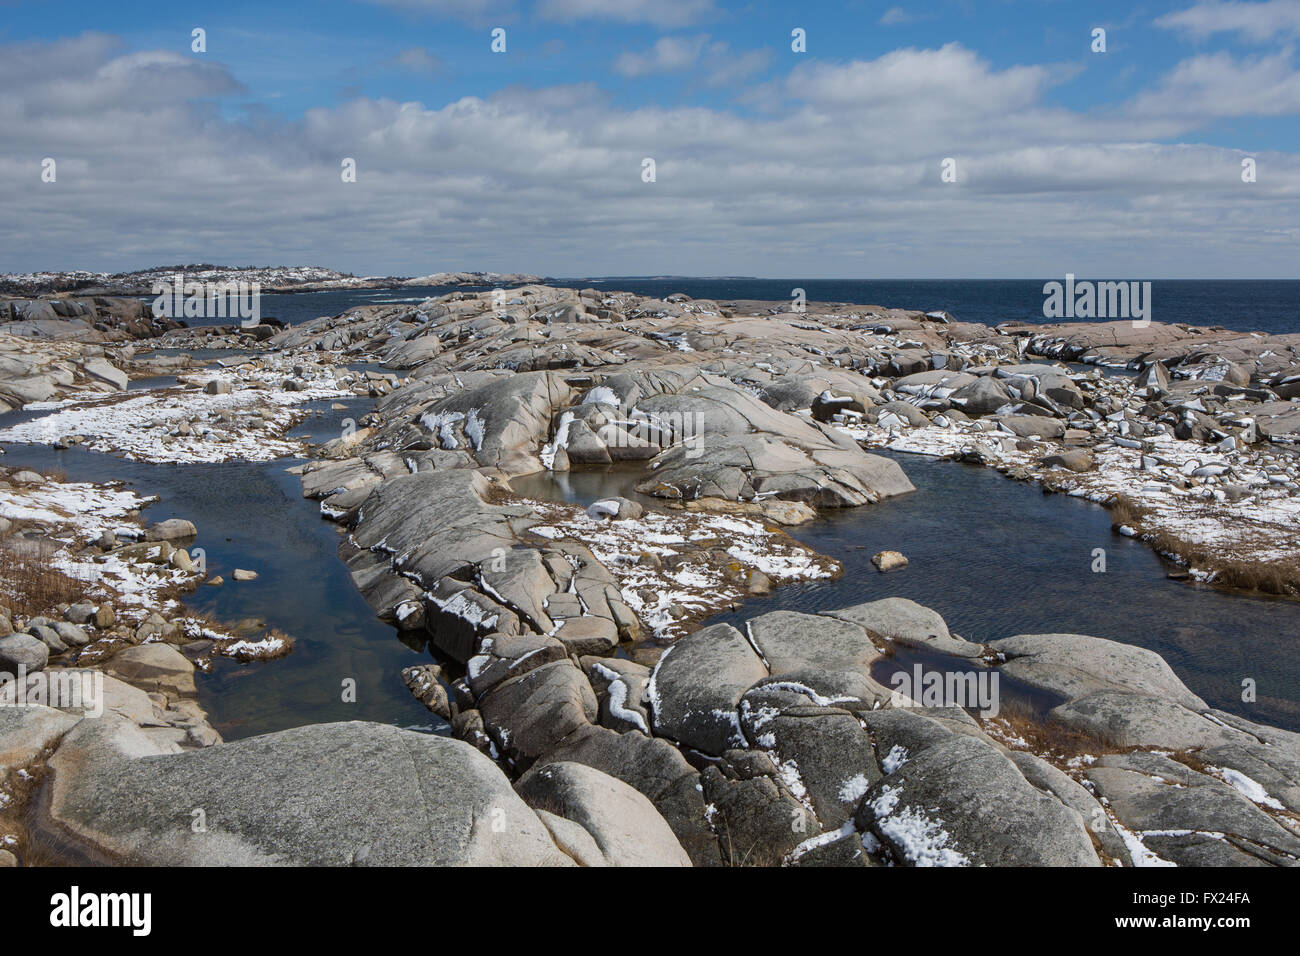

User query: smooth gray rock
[1087,753,1300,866]
[992,633,1207,711]
[648,623,768,755]
[857,731,1100,867]
[949,375,1012,416]
[1050,691,1251,750]
[81,357,128,390]
[0,703,79,772]
[0,633,49,673]
[822,598,983,658]
[478,661,598,770]
[701,763,814,866]
[993,413,1066,438]
[51,621,90,648]
[750,708,880,830]
[539,722,721,866]
[144,518,197,541]
[515,761,691,866]
[43,720,573,866]
[746,609,881,679]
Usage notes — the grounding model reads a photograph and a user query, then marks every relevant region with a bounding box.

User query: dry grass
[0,541,92,621]
[1107,493,1300,598]
[1107,493,1150,530]
[0,757,71,867]
[981,700,1120,763]
[1148,530,1299,596]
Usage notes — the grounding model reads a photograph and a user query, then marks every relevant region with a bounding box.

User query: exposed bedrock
[384,596,1300,866]
[277,286,1300,865]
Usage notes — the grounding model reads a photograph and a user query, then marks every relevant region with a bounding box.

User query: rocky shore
[1,266,549,298]
[2,281,1299,867]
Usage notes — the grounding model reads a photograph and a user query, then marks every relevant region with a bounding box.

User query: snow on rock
[0,359,352,464]
[868,784,971,867]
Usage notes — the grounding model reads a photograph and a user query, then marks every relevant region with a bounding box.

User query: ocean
[246,279,1300,338]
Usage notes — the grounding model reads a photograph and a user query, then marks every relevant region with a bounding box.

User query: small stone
[52,621,90,647]
[872,550,909,573]
[1041,449,1095,473]
[0,633,49,672]
[65,602,97,625]
[28,624,68,654]
[232,569,258,582]
[145,518,197,541]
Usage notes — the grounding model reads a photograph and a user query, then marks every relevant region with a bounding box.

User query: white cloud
[1128,49,1300,118]
[2,35,1298,278]
[1156,0,1300,41]
[614,34,771,85]
[785,43,1051,116]
[880,7,917,25]
[614,35,711,76]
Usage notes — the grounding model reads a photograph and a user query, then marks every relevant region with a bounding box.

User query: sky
[1,0,1298,278]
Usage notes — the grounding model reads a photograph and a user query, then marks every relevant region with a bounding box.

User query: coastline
[1,281,1299,867]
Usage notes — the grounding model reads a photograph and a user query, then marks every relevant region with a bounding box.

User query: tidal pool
[1,397,437,740]
[5,400,1297,739]
[522,454,1300,732]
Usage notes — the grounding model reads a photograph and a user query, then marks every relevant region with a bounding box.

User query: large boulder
[822,598,983,658]
[856,714,1099,866]
[515,761,691,866]
[1086,751,1300,866]
[103,644,197,699]
[418,371,573,474]
[0,633,50,673]
[41,720,573,866]
[478,661,598,770]
[647,623,768,755]
[948,376,1012,417]
[991,633,1207,711]
[0,703,79,772]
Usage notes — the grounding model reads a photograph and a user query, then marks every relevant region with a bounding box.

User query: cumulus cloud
[3,34,1298,278]
[1156,0,1300,41]
[1128,48,1300,118]
[614,34,771,85]
[614,35,711,76]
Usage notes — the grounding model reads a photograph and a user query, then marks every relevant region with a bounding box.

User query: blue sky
[2,0,1299,277]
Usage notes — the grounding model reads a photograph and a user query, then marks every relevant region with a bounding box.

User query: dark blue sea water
[561,278,1300,337]
[243,279,1300,338]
